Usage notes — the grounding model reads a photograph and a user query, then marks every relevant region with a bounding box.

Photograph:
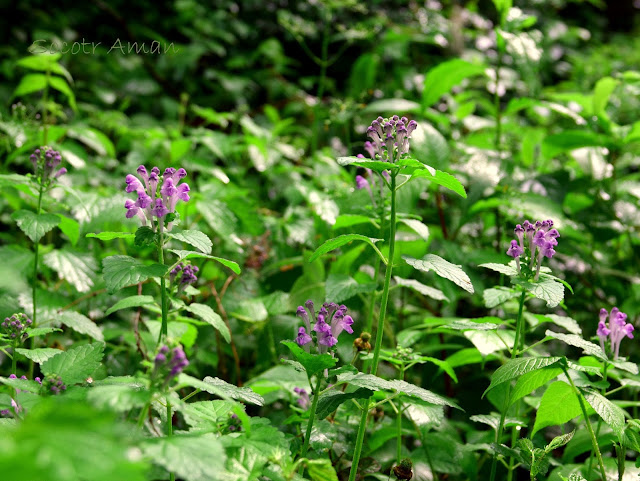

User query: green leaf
[87,385,151,412]
[583,390,626,440]
[510,365,563,405]
[0,377,42,392]
[470,414,525,430]
[43,249,97,293]
[332,214,378,230]
[86,232,135,241]
[422,59,486,108]
[363,98,421,113]
[168,230,213,254]
[105,295,157,316]
[201,376,264,406]
[309,234,384,263]
[281,341,337,377]
[337,156,398,174]
[16,54,73,83]
[143,433,226,481]
[41,342,105,384]
[184,303,230,343]
[544,330,606,361]
[48,76,77,110]
[484,357,563,397]
[168,250,241,274]
[56,215,80,246]
[399,218,430,241]
[15,347,62,364]
[545,430,575,453]
[25,327,62,339]
[403,254,474,293]
[483,287,520,308]
[410,168,467,198]
[464,330,514,356]
[325,274,375,304]
[12,210,60,242]
[393,276,449,302]
[59,311,104,341]
[412,122,450,166]
[536,314,582,335]
[307,458,339,481]
[182,400,237,431]
[134,226,156,247]
[516,279,564,308]
[67,126,116,157]
[13,73,48,97]
[532,381,583,436]
[541,131,608,160]
[479,263,518,276]
[102,255,168,294]
[335,372,460,409]
[315,388,372,419]
[592,77,617,118]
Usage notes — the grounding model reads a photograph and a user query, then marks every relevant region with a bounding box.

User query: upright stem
[563,366,607,481]
[587,363,608,480]
[157,228,168,343]
[490,289,526,481]
[167,399,175,481]
[28,181,46,379]
[396,364,405,464]
[301,375,323,458]
[349,173,397,481]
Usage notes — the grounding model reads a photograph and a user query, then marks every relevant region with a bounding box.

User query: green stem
[563,365,607,481]
[301,375,323,458]
[167,397,175,481]
[587,363,608,480]
[396,364,405,464]
[28,180,46,379]
[137,402,150,429]
[349,173,397,481]
[11,341,17,375]
[157,228,168,344]
[490,289,526,481]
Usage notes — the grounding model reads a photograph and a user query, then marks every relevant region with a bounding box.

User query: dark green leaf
[41,342,105,384]
[12,210,60,243]
[281,341,337,377]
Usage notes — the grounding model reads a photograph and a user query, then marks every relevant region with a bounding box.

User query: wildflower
[30,147,66,185]
[294,301,355,354]
[154,344,189,386]
[43,375,66,395]
[293,387,311,410]
[353,332,372,352]
[597,307,634,360]
[124,165,190,232]
[365,116,418,163]
[1,313,32,343]
[506,219,559,280]
[169,262,199,292]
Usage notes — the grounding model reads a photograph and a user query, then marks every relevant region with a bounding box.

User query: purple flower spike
[296,327,312,347]
[293,300,355,360]
[151,198,169,218]
[355,175,369,190]
[507,240,524,258]
[294,387,310,409]
[597,307,635,359]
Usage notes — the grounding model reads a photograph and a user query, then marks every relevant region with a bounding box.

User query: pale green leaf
[184,303,230,343]
[532,381,582,436]
[59,311,104,341]
[404,254,474,293]
[105,295,157,316]
[393,276,448,302]
[102,255,168,294]
[309,234,384,263]
[41,342,105,384]
[422,59,486,107]
[168,230,212,254]
[12,210,60,243]
[485,357,563,396]
[324,274,375,303]
[168,250,241,274]
[15,347,62,364]
[43,249,97,293]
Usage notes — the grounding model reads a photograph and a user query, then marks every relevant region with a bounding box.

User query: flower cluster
[597,307,634,360]
[43,374,66,395]
[507,219,560,280]
[170,263,199,292]
[295,300,354,353]
[1,313,32,342]
[154,345,189,384]
[365,115,418,164]
[30,147,66,184]
[124,165,190,231]
[1,375,42,417]
[293,387,310,410]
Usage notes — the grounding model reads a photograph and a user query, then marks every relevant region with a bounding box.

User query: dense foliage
[1,1,640,480]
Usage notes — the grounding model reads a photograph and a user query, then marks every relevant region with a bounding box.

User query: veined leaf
[184,303,230,343]
[12,210,60,243]
[168,250,241,274]
[168,230,213,255]
[532,381,582,436]
[281,341,337,377]
[309,234,385,264]
[102,255,168,294]
[41,342,105,384]
[484,357,563,396]
[404,254,474,293]
[105,295,157,316]
[410,168,467,198]
[393,276,449,302]
[545,330,606,361]
[583,390,626,440]
[43,249,97,293]
[59,311,104,341]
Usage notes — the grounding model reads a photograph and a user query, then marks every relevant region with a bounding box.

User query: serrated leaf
[403,254,474,293]
[307,458,339,481]
[202,376,264,406]
[102,255,168,294]
[86,232,135,241]
[41,342,105,384]
[479,263,519,276]
[518,279,565,307]
[59,311,104,341]
[532,381,582,436]
[411,168,467,198]
[43,249,97,293]
[325,274,375,303]
[335,372,460,409]
[444,319,500,331]
[484,357,563,396]
[510,365,563,405]
[583,390,626,440]
[143,433,226,481]
[87,385,151,412]
[182,400,236,430]
[25,327,62,339]
[281,341,337,377]
[134,226,156,247]
[15,347,62,364]
[184,303,230,343]
[315,388,372,419]
[105,295,157,316]
[545,330,606,361]
[309,234,384,263]
[546,430,575,453]
[0,377,41,392]
[168,250,241,274]
[483,287,520,308]
[393,276,449,301]
[12,210,60,242]
[610,359,639,375]
[464,330,515,356]
[168,230,212,254]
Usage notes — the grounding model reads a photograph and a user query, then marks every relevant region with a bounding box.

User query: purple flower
[294,300,355,355]
[506,219,560,280]
[124,165,191,231]
[597,307,634,359]
[30,147,67,184]
[296,327,312,347]
[293,387,311,409]
[506,240,524,259]
[154,344,189,383]
[363,116,418,163]
[2,313,31,344]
